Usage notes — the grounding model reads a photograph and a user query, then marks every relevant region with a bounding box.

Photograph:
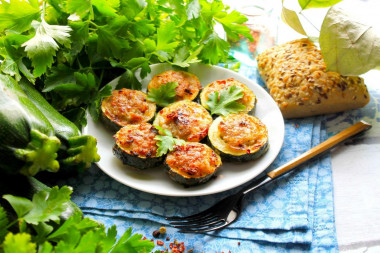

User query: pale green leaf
[298,0,343,10]
[0,0,40,33]
[206,85,246,116]
[23,186,73,225]
[154,126,185,157]
[187,0,201,19]
[22,19,72,77]
[3,233,36,253]
[67,0,92,18]
[0,207,9,241]
[281,6,307,36]
[147,82,178,107]
[2,195,33,218]
[319,6,380,75]
[156,21,180,56]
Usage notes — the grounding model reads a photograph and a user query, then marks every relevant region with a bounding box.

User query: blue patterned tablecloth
[54,61,339,252]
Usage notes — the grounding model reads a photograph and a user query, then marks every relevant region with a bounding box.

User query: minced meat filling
[149,70,201,101]
[218,114,267,152]
[114,123,158,158]
[160,102,212,142]
[102,89,154,125]
[166,143,220,178]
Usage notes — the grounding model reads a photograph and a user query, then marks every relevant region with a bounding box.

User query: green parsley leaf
[154,125,185,157]
[2,195,33,218]
[22,19,72,77]
[3,233,36,253]
[147,82,178,107]
[0,206,9,241]
[110,227,155,253]
[66,0,92,19]
[22,186,73,225]
[0,0,40,33]
[215,10,253,41]
[206,85,246,116]
[88,83,112,121]
[201,32,230,65]
[154,21,180,61]
[115,69,142,90]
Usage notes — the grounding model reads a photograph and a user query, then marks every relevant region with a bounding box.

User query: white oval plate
[87,63,284,197]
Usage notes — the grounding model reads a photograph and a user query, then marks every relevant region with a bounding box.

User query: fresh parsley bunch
[0,0,253,127]
[0,185,157,253]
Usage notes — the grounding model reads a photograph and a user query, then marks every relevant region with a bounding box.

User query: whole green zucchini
[0,75,61,176]
[18,79,100,173]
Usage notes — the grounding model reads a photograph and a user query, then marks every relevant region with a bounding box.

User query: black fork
[166,121,372,233]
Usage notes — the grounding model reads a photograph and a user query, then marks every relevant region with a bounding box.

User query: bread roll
[257,39,370,119]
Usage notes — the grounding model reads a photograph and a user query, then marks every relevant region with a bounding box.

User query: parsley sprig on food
[147,82,178,107]
[206,85,246,116]
[154,125,185,157]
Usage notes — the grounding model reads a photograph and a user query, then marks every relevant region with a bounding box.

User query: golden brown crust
[148,70,201,101]
[154,101,212,142]
[114,123,158,158]
[218,113,267,152]
[101,89,156,126]
[166,143,221,178]
[257,38,370,118]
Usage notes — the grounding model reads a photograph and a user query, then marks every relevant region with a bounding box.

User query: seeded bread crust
[257,38,370,119]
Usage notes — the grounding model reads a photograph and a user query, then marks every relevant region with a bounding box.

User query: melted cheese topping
[156,101,212,142]
[166,143,221,178]
[114,123,158,158]
[102,89,155,126]
[148,70,201,101]
[202,78,256,112]
[218,113,267,152]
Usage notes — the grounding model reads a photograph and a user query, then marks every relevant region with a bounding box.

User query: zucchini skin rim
[164,161,217,186]
[208,115,269,162]
[163,143,222,186]
[112,144,163,170]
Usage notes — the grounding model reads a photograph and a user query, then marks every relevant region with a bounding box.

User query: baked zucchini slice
[200,78,256,114]
[164,142,222,186]
[148,70,201,101]
[208,113,269,162]
[153,100,212,142]
[113,123,163,169]
[101,89,156,132]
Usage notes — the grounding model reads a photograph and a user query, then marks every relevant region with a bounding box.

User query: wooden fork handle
[267,120,372,179]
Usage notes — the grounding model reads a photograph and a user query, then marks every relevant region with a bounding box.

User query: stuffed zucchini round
[101,89,156,132]
[200,78,256,114]
[153,100,212,142]
[113,123,163,169]
[148,70,201,101]
[208,113,269,162]
[164,142,222,186]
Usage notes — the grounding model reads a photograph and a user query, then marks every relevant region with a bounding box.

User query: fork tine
[178,221,229,233]
[169,214,218,226]
[172,217,223,229]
